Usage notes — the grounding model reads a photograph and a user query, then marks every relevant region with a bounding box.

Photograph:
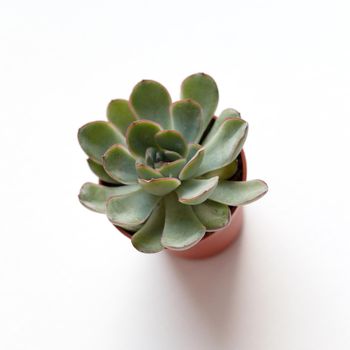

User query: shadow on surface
[163,231,246,346]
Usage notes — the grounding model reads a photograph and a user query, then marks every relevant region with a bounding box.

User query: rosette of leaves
[78,73,268,253]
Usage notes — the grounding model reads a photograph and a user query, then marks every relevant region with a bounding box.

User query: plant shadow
[162,232,246,346]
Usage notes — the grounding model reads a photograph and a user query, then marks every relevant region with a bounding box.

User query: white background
[1,0,350,349]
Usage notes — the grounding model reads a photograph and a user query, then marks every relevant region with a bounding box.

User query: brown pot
[115,150,247,260]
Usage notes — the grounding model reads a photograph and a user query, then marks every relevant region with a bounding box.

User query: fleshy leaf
[186,143,202,160]
[204,108,240,144]
[130,80,172,129]
[78,121,125,164]
[126,120,162,158]
[161,193,206,250]
[176,176,219,205]
[78,182,140,213]
[107,189,160,226]
[201,159,238,180]
[209,180,268,205]
[181,73,219,134]
[163,150,182,162]
[103,144,137,184]
[107,99,137,135]
[139,177,181,196]
[131,202,165,253]
[196,118,248,176]
[193,200,231,231]
[155,130,188,157]
[159,159,186,178]
[87,158,120,184]
[171,99,202,143]
[135,162,163,180]
[178,148,205,180]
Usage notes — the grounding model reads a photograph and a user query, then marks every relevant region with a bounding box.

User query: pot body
[116,150,247,260]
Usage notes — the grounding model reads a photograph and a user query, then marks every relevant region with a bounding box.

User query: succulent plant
[78,73,268,253]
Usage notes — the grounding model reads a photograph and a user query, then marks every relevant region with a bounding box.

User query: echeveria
[78,73,268,253]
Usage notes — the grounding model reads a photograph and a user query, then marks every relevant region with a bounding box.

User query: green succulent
[78,73,268,253]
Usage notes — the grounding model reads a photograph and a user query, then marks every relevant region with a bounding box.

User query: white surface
[1,0,350,349]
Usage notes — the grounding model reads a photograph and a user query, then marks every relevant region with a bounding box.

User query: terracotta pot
[115,150,247,260]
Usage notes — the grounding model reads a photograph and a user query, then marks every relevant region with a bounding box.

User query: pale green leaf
[78,121,125,164]
[131,202,165,253]
[193,200,231,231]
[139,177,181,196]
[87,158,120,184]
[130,80,172,129]
[209,180,268,205]
[107,99,137,135]
[204,108,240,144]
[126,120,162,158]
[78,182,140,213]
[171,99,203,142]
[103,144,138,184]
[196,118,248,176]
[107,189,160,226]
[178,148,205,180]
[155,130,188,157]
[181,73,218,134]
[161,193,206,250]
[176,176,219,205]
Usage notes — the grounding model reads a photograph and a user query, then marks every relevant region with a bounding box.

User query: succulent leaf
[181,73,219,134]
[178,148,205,180]
[135,162,163,180]
[131,203,165,253]
[78,182,140,213]
[87,158,120,184]
[78,121,125,164]
[107,99,137,135]
[155,130,188,157]
[176,176,219,205]
[186,143,202,160]
[107,188,160,226]
[171,99,203,143]
[193,200,231,231]
[161,193,206,250]
[204,108,240,144]
[209,180,268,206]
[126,120,162,158]
[130,80,172,129]
[158,159,186,178]
[163,150,182,161]
[103,144,138,184]
[201,159,238,180]
[139,177,181,196]
[197,118,248,176]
